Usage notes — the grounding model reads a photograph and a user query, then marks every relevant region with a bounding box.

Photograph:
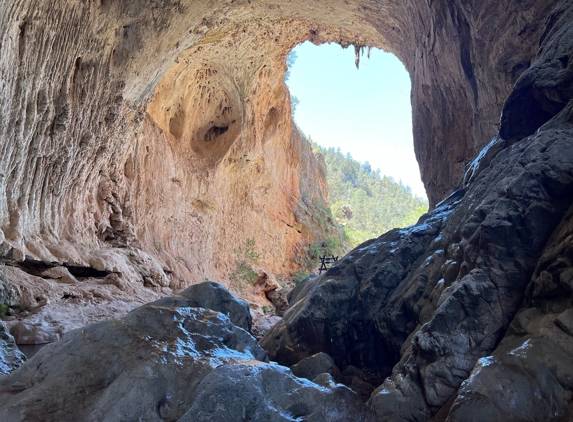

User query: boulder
[266,287,291,316]
[0,321,26,375]
[9,321,62,345]
[38,267,78,285]
[290,352,342,381]
[252,314,282,340]
[0,301,266,421]
[178,362,375,422]
[152,281,252,332]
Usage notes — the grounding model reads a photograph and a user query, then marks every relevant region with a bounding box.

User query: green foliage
[262,306,269,314]
[276,274,287,289]
[292,270,310,284]
[234,238,260,264]
[0,303,9,318]
[291,95,300,114]
[229,238,260,293]
[307,236,343,267]
[308,138,429,248]
[229,263,258,290]
[284,50,298,82]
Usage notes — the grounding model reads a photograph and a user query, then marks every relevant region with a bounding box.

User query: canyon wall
[1,0,572,420]
[0,0,558,296]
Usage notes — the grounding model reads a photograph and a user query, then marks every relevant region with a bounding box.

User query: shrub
[229,238,261,293]
[0,303,9,318]
[292,270,310,284]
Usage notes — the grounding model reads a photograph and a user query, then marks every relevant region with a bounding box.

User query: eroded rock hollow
[1,0,573,420]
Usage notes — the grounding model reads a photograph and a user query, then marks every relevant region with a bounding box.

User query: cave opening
[285,41,428,248]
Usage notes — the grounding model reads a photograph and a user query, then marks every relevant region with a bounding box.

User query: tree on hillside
[308,138,428,248]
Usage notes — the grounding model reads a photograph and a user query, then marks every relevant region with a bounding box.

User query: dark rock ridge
[261,3,573,420]
[0,282,372,421]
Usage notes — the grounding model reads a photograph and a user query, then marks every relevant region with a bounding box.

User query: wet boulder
[151,281,252,332]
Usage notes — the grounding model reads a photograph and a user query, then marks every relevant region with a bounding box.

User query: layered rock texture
[1,0,573,420]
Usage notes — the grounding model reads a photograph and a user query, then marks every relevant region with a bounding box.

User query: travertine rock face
[0,0,559,295]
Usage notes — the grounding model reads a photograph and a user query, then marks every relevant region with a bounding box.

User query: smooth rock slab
[153,281,252,332]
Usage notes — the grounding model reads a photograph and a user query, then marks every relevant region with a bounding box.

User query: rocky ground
[0,282,374,422]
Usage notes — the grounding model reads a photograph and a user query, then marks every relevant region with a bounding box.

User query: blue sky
[285,42,426,199]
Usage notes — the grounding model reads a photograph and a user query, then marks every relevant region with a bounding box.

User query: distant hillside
[309,138,428,248]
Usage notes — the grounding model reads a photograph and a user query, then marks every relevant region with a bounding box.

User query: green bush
[229,238,261,293]
[230,262,258,286]
[234,238,260,264]
[0,303,9,318]
[292,270,310,284]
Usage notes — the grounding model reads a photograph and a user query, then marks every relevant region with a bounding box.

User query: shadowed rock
[0,302,265,421]
[0,285,372,421]
[179,362,374,422]
[290,352,342,381]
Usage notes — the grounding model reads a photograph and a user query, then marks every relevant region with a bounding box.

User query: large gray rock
[0,301,266,421]
[0,321,26,375]
[152,281,252,332]
[446,337,573,422]
[179,362,375,422]
[290,352,342,381]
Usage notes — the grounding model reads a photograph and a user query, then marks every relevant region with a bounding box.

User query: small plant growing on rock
[0,303,10,318]
[229,238,260,293]
[262,306,269,314]
[292,270,310,284]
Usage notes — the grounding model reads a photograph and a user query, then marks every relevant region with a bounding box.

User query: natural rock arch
[0,0,556,288]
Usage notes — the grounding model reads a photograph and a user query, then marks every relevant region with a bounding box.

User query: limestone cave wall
[0,0,560,288]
